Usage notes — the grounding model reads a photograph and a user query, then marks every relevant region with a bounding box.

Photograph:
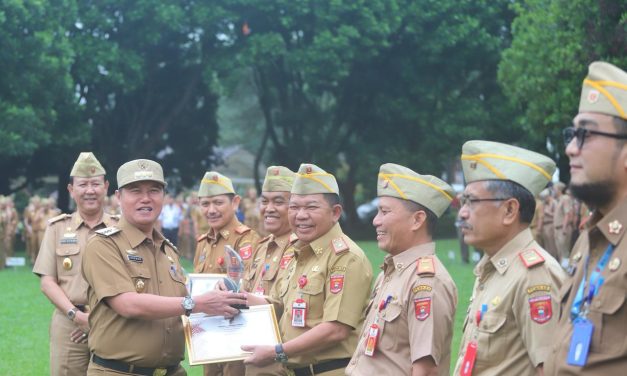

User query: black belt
[292,358,350,376]
[92,354,179,376]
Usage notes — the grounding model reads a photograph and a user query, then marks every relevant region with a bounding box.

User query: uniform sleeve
[409,277,457,365]
[32,222,59,278]
[514,264,565,366]
[81,236,136,303]
[322,251,373,328]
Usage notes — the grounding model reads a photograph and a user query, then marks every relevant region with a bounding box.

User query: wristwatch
[274,343,288,363]
[66,307,78,321]
[181,296,195,316]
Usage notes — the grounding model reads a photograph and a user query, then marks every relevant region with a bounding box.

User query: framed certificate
[182,304,282,365]
[187,273,226,297]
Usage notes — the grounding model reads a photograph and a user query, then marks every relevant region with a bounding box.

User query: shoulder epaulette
[48,213,71,225]
[235,225,251,235]
[196,233,208,242]
[519,249,545,268]
[259,235,272,244]
[416,256,436,277]
[289,233,299,244]
[164,238,179,253]
[332,237,349,255]
[95,227,121,237]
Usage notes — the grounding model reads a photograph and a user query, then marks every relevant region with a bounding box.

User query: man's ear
[502,198,520,226]
[332,204,343,223]
[411,210,427,232]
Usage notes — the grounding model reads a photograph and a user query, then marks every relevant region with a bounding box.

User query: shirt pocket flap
[381,302,402,322]
[477,312,506,334]
[301,277,324,295]
[56,247,80,256]
[262,263,280,281]
[126,263,151,280]
[593,286,625,315]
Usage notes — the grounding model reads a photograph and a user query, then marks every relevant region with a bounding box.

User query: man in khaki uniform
[32,152,118,376]
[24,196,40,262]
[243,166,297,376]
[82,159,247,376]
[346,164,458,376]
[454,141,565,375]
[553,182,575,266]
[192,171,260,376]
[545,62,627,375]
[243,163,373,376]
[3,196,19,257]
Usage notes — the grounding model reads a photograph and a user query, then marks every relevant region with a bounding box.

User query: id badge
[567,318,594,366]
[364,323,379,356]
[291,299,307,327]
[460,341,477,376]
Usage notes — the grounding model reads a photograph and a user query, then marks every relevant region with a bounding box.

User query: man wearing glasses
[454,141,565,376]
[545,62,627,375]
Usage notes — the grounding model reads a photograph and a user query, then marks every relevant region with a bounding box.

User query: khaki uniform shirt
[545,198,627,375]
[454,229,565,375]
[33,212,118,306]
[554,195,573,230]
[81,218,188,367]
[269,223,373,368]
[346,242,457,376]
[193,217,259,273]
[243,232,296,296]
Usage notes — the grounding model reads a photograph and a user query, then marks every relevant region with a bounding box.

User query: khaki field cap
[579,61,627,119]
[377,163,454,218]
[117,159,166,189]
[198,171,235,197]
[461,140,556,196]
[262,166,296,192]
[291,163,339,195]
[70,152,106,177]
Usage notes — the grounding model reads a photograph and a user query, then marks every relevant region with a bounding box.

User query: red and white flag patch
[529,295,552,324]
[414,297,431,320]
[239,244,252,260]
[330,274,344,294]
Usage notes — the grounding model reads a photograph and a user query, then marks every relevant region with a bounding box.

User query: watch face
[183,297,195,310]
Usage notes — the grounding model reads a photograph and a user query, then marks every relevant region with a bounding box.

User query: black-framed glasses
[563,126,627,149]
[460,196,511,208]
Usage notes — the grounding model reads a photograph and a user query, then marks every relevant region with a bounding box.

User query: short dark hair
[400,199,438,236]
[613,115,627,134]
[484,180,536,224]
[322,193,340,207]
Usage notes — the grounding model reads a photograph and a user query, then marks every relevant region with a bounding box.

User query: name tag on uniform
[567,318,594,366]
[60,237,78,244]
[364,323,379,357]
[291,299,307,327]
[127,255,143,263]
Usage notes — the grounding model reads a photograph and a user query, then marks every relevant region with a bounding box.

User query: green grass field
[0,239,475,375]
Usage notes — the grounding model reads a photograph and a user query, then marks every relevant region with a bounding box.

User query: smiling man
[545,62,627,375]
[33,152,118,376]
[346,163,458,376]
[242,163,373,376]
[82,159,247,376]
[454,141,565,376]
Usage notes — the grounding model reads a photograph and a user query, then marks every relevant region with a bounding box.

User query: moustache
[458,221,473,230]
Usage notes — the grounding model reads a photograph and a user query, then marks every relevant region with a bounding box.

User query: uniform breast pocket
[126,263,152,294]
[301,276,325,319]
[55,247,80,276]
[379,302,403,351]
[262,262,280,282]
[589,285,627,354]
[475,312,507,364]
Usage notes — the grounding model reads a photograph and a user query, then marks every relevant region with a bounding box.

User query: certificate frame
[187,273,226,297]
[182,304,282,365]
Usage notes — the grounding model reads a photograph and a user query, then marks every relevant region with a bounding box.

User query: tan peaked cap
[198,171,235,197]
[70,152,106,177]
[262,166,295,192]
[461,140,556,196]
[291,163,339,195]
[378,163,454,217]
[579,61,627,119]
[117,159,166,189]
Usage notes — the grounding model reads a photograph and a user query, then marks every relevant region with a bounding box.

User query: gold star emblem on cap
[587,90,599,103]
[138,160,147,170]
[470,161,477,169]
[609,220,622,235]
[609,257,621,271]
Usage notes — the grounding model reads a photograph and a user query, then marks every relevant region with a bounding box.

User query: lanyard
[570,244,615,320]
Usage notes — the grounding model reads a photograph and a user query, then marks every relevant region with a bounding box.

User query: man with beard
[545,62,627,375]
[33,152,119,376]
[454,141,565,376]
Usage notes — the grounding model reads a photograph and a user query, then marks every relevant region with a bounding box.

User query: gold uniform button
[62,257,73,270]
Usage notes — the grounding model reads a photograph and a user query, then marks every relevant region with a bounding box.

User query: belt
[92,354,179,376]
[292,358,350,376]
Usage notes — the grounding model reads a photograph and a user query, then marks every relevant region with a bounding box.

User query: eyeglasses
[563,126,627,149]
[460,196,510,208]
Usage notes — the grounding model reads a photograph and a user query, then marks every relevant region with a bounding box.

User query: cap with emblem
[70,152,106,177]
[262,166,296,192]
[291,163,339,195]
[116,159,166,189]
[377,163,454,218]
[579,62,627,120]
[198,171,235,197]
[461,140,556,196]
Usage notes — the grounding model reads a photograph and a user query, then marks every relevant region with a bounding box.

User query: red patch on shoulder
[239,244,252,260]
[529,295,552,324]
[330,275,344,294]
[414,297,431,320]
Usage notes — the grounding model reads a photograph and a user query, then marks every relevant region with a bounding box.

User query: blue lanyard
[570,244,615,320]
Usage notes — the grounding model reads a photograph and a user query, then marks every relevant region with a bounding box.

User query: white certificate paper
[183,304,281,365]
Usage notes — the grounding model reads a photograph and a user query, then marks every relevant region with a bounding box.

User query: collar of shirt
[70,211,113,231]
[384,242,436,274]
[475,228,535,277]
[207,217,240,242]
[269,232,291,251]
[589,196,627,246]
[117,217,165,250]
